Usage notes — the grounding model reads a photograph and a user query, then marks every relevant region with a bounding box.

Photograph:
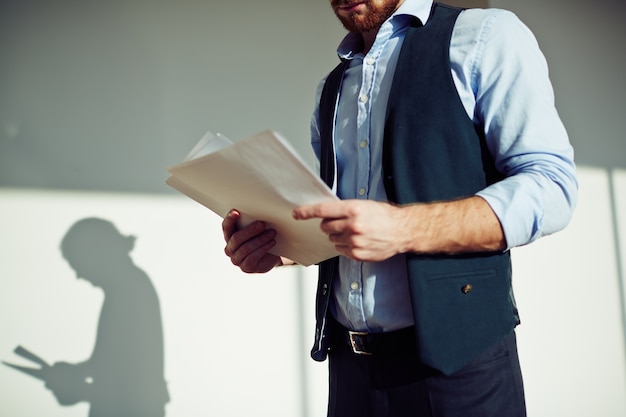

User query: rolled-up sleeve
[472,10,578,249]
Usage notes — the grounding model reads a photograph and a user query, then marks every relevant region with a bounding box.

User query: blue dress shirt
[310,0,578,332]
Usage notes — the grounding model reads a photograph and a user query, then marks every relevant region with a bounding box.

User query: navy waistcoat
[312,3,519,375]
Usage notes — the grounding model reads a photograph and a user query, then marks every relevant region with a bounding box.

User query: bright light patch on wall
[512,166,626,417]
[1,166,624,417]
[0,188,315,417]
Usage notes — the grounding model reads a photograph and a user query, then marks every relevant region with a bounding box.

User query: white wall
[1,0,625,416]
[2,168,624,416]
[512,168,626,416]
[0,190,328,417]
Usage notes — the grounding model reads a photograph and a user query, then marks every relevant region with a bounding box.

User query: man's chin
[334,0,401,34]
[338,15,374,33]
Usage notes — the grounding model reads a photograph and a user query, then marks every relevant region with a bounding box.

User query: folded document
[166,129,339,266]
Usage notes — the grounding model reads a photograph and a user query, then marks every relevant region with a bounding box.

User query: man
[222,0,577,416]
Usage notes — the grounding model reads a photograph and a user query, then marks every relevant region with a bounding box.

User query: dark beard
[331,0,402,33]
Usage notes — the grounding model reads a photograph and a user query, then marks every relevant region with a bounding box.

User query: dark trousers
[326,331,526,417]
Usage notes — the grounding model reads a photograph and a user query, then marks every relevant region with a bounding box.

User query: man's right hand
[222,209,283,273]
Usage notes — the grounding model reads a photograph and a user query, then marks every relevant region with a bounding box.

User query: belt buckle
[348,330,373,355]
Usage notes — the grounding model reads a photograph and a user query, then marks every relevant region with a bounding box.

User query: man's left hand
[293,200,407,262]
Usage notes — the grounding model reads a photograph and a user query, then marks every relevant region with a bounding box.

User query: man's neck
[361,28,379,55]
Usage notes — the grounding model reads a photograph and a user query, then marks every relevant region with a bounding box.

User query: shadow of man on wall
[15,217,170,416]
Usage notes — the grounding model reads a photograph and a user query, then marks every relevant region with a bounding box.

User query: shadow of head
[60,218,136,286]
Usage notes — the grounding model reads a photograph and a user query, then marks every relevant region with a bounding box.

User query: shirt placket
[346,45,385,330]
[355,54,375,201]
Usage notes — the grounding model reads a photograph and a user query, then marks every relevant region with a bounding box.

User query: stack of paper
[166,130,339,266]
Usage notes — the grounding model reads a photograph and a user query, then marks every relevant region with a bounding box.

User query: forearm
[293,197,506,262]
[397,196,506,255]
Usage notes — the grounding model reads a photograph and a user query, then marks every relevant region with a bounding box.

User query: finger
[225,221,271,257]
[319,217,349,235]
[222,209,240,242]
[230,232,276,270]
[292,204,318,220]
[293,201,347,220]
[239,249,279,274]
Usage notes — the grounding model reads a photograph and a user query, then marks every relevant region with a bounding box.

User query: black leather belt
[335,325,417,356]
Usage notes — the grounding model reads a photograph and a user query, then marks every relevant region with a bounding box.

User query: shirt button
[359,140,368,149]
[365,57,375,65]
[351,282,360,291]
[358,188,366,196]
[359,95,369,103]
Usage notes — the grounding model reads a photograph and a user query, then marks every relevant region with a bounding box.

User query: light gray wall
[492,0,626,169]
[0,0,344,192]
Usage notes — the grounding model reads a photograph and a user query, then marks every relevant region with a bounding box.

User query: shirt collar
[336,0,434,59]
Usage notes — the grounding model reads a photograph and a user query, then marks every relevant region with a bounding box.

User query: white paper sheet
[166,129,339,266]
